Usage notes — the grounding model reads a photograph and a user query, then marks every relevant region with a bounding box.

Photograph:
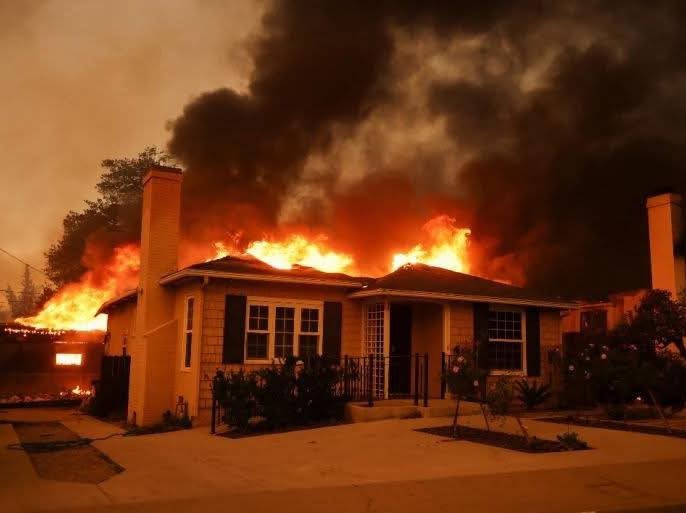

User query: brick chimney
[128,165,182,426]
[646,192,685,297]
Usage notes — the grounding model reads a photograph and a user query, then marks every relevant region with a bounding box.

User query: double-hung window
[299,308,320,358]
[245,299,322,361]
[274,307,295,358]
[183,297,195,369]
[246,305,269,360]
[487,309,525,372]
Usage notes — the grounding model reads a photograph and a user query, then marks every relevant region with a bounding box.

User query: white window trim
[488,305,527,376]
[244,297,324,364]
[181,296,195,371]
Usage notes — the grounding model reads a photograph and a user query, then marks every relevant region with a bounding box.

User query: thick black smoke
[169,0,686,298]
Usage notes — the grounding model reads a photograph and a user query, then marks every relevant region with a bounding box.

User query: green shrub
[214,356,345,431]
[486,377,516,417]
[556,431,588,450]
[515,380,552,410]
[604,403,626,420]
[214,369,258,431]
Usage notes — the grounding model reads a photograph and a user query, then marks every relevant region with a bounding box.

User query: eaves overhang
[348,288,579,309]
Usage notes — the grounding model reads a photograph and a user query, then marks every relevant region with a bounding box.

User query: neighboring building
[562,192,685,336]
[98,166,577,426]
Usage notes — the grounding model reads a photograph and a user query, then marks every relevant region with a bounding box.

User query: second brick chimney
[646,192,685,298]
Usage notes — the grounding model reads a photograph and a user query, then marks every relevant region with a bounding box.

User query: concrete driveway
[3,408,686,513]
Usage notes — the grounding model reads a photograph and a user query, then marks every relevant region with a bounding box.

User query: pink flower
[452,366,460,374]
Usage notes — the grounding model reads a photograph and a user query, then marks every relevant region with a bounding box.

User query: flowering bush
[563,292,686,418]
[214,356,345,431]
[443,348,487,400]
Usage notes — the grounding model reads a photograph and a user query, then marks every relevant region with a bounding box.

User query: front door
[389,303,412,396]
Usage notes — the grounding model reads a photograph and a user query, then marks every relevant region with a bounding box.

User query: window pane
[488,310,522,341]
[249,304,269,331]
[186,298,194,331]
[488,341,522,370]
[246,333,268,359]
[184,332,192,367]
[274,333,294,358]
[273,307,295,358]
[299,334,318,358]
[301,308,319,333]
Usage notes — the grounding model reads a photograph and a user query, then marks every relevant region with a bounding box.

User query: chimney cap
[646,191,683,208]
[142,165,183,185]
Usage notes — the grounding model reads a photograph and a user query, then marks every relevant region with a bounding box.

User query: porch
[357,300,452,404]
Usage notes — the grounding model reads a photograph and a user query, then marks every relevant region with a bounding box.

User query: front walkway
[3,408,686,512]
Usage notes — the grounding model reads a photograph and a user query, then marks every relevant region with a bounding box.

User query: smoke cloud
[168,1,686,298]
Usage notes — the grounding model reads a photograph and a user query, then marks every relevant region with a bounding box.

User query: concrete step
[345,399,482,423]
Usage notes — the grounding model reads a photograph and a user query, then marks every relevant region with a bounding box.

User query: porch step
[345,399,482,423]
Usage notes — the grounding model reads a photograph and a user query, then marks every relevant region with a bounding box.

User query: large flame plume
[15,245,140,331]
[391,215,470,273]
[18,215,475,331]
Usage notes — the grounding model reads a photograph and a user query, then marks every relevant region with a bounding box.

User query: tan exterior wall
[172,281,203,418]
[410,302,443,397]
[196,280,363,424]
[105,302,136,356]
[448,301,474,350]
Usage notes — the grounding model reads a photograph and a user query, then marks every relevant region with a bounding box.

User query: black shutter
[473,303,490,370]
[223,295,246,364]
[526,308,541,377]
[322,301,343,358]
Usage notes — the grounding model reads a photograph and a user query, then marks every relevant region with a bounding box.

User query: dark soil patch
[1,399,81,409]
[11,421,124,483]
[416,425,590,453]
[219,419,345,439]
[538,416,686,439]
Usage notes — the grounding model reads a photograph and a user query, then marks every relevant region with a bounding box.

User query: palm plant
[515,380,552,411]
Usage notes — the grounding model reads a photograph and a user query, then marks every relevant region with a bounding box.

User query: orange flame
[210,234,355,274]
[245,235,354,273]
[18,216,475,332]
[16,245,140,331]
[392,215,471,273]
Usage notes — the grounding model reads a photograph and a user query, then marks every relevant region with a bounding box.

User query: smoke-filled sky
[3,0,686,302]
[0,0,261,302]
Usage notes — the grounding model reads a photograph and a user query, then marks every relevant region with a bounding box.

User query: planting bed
[539,415,686,439]
[416,425,591,453]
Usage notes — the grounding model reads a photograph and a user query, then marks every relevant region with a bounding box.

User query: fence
[210,353,430,434]
[91,355,130,417]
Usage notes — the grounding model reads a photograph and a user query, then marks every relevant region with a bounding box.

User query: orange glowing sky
[0,0,262,301]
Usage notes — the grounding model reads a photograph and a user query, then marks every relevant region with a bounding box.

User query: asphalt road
[43,458,686,513]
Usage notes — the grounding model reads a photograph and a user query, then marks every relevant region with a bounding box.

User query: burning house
[0,324,102,402]
[97,165,576,426]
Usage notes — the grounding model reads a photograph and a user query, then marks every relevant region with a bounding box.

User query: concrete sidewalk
[3,408,686,512]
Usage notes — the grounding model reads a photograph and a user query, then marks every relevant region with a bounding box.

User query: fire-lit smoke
[16,245,140,331]
[168,1,686,298]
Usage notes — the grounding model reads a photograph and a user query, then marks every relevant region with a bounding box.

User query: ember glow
[55,353,83,366]
[15,245,140,331]
[392,216,471,273]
